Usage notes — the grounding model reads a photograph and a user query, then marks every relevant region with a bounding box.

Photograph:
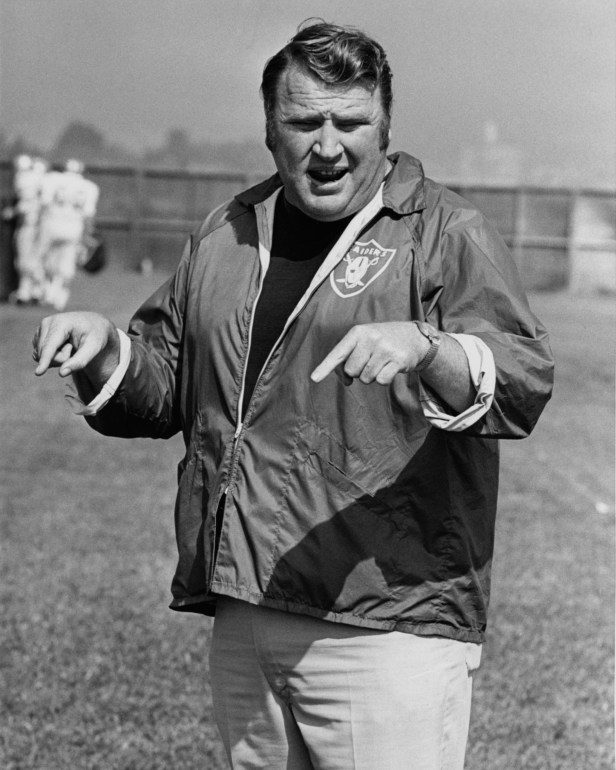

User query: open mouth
[308,168,348,184]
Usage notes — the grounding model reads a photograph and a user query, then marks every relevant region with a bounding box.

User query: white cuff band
[65,330,132,416]
[419,333,495,432]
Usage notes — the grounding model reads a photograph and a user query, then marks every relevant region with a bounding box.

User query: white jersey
[14,165,46,224]
[40,170,99,219]
[39,170,100,242]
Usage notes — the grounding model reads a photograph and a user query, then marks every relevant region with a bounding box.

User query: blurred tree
[143,128,192,168]
[53,121,106,163]
[166,128,191,167]
[1,121,271,174]
[50,121,137,166]
[0,133,45,162]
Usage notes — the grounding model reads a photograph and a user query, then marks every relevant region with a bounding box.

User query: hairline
[269,58,388,115]
[261,23,393,151]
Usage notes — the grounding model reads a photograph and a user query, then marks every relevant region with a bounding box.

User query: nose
[313,124,343,160]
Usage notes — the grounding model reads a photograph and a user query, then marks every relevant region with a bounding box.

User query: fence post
[0,197,18,301]
[565,190,578,291]
[512,187,525,269]
[129,165,145,270]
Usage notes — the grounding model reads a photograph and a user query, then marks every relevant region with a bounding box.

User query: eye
[337,121,365,132]
[289,120,320,131]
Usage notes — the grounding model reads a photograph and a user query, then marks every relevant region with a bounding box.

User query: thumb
[57,337,102,377]
[52,342,74,370]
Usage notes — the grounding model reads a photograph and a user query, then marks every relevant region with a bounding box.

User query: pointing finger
[311,334,356,383]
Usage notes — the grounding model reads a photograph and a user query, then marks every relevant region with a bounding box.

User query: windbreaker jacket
[88,152,553,643]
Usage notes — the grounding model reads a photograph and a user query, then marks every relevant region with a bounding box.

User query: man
[36,158,100,310]
[7,154,48,304]
[33,22,553,770]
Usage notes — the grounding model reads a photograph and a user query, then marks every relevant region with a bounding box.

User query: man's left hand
[311,322,429,385]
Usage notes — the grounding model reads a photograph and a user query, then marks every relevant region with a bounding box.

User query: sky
[1,0,614,186]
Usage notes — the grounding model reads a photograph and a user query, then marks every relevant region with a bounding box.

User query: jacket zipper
[224,185,386,493]
[224,193,278,493]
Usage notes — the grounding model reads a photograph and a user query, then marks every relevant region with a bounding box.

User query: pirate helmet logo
[330,239,397,298]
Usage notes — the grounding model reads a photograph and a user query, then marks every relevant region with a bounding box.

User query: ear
[265,121,277,153]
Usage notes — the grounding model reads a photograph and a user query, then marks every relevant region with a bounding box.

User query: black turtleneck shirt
[242,195,352,417]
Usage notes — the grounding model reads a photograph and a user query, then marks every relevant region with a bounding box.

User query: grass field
[1,266,614,769]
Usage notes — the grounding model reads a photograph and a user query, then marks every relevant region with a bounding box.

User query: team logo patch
[330,239,397,298]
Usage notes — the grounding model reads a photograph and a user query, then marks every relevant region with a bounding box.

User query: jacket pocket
[298,417,397,499]
[172,452,213,599]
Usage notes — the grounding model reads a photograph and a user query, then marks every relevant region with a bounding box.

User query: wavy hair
[261,21,393,151]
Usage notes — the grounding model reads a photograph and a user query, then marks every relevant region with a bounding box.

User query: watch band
[413,321,442,372]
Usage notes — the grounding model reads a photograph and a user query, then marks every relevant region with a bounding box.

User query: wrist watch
[412,321,442,372]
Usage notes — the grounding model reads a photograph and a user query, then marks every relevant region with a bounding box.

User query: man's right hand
[32,312,121,385]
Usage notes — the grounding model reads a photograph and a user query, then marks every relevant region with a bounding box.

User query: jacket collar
[235,151,426,216]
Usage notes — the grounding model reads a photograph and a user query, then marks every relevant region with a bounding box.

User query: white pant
[35,214,85,310]
[13,222,45,301]
[209,597,481,770]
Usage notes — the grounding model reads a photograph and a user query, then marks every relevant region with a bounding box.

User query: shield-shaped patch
[330,239,397,298]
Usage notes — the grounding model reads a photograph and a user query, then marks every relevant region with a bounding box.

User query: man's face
[269,64,391,222]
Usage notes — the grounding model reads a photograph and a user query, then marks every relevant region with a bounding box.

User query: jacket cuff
[65,330,132,416]
[419,333,495,432]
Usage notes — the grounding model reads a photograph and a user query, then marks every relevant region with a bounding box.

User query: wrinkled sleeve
[422,204,554,438]
[66,329,132,415]
[85,237,193,439]
[419,332,495,431]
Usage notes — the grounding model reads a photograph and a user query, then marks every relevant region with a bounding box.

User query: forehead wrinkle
[277,92,382,126]
[276,65,382,121]
[280,98,377,122]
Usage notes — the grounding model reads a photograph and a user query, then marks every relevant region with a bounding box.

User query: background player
[36,159,100,310]
[6,154,48,304]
